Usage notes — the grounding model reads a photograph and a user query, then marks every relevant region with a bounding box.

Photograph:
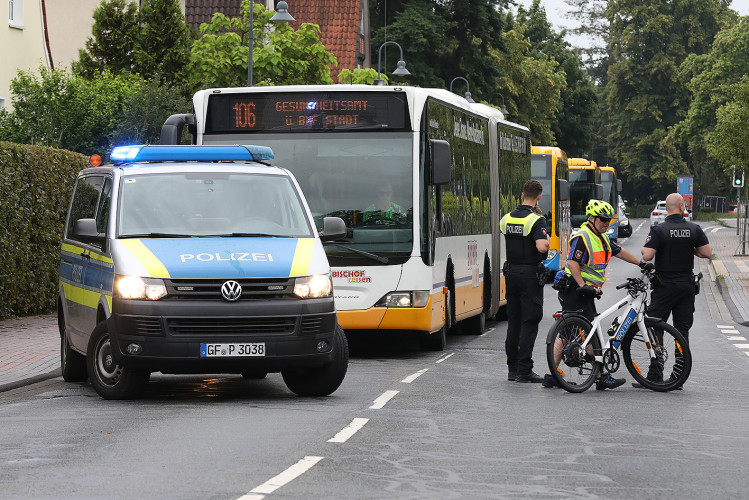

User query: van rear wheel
[87,322,150,400]
[282,325,349,397]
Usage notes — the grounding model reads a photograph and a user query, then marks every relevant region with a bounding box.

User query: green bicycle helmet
[585,199,615,219]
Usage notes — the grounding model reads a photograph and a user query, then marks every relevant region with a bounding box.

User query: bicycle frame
[577,277,654,364]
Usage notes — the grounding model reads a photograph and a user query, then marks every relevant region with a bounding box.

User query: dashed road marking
[237,456,323,499]
[435,353,454,364]
[727,336,746,341]
[732,344,749,349]
[721,329,740,334]
[370,390,399,409]
[718,325,735,329]
[401,368,428,383]
[328,418,369,443]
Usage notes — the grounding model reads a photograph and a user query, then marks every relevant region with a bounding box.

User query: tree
[564,0,611,83]
[706,76,749,171]
[137,0,192,82]
[189,1,336,88]
[605,0,732,203]
[516,0,597,156]
[0,67,189,156]
[73,0,140,78]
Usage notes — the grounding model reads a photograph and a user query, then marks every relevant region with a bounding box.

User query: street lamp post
[248,1,295,86]
[373,41,410,86]
[492,91,509,116]
[449,77,475,103]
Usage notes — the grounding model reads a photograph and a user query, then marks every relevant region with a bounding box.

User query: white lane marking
[746,352,749,357]
[436,353,455,364]
[727,336,747,341]
[718,325,735,329]
[328,418,369,443]
[370,390,399,409]
[238,456,323,498]
[721,329,740,334]
[732,344,749,349]
[710,226,726,233]
[636,221,647,232]
[402,368,428,383]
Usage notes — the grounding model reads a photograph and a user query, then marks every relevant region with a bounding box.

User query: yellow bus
[531,146,570,272]
[568,158,602,230]
[599,165,622,240]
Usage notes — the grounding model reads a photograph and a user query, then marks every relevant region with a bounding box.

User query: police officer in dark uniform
[499,180,550,383]
[642,193,712,344]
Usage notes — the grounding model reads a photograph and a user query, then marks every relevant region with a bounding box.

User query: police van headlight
[375,291,429,308]
[117,276,167,300]
[294,274,332,298]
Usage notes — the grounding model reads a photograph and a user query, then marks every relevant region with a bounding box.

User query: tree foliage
[0,67,190,156]
[706,76,749,170]
[605,0,733,202]
[189,1,337,88]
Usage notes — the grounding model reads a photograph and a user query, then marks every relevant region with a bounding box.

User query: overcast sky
[514,0,749,49]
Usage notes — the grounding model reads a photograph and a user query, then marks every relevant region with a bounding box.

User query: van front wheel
[282,325,349,397]
[87,322,150,400]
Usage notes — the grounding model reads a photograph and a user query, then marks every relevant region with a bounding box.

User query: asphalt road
[1,220,748,500]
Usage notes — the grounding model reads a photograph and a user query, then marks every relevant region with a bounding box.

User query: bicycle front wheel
[622,319,692,392]
[546,315,601,393]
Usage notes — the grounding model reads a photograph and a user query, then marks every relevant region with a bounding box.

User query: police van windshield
[118,172,312,238]
[203,133,414,265]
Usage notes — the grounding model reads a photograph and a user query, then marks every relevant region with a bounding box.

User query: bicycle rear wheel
[546,315,601,393]
[622,319,692,392]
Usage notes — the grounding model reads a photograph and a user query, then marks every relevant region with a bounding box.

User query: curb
[712,261,749,327]
[0,368,61,394]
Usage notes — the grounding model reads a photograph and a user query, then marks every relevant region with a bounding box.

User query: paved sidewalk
[0,314,59,392]
[2,217,749,392]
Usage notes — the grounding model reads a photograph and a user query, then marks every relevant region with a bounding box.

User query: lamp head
[393,60,410,76]
[270,1,295,22]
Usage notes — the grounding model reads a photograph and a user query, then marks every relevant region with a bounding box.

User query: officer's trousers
[558,287,597,322]
[648,281,696,342]
[505,268,543,376]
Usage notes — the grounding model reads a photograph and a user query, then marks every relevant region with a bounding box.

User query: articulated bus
[568,158,602,231]
[160,85,531,350]
[531,146,570,271]
[599,165,623,241]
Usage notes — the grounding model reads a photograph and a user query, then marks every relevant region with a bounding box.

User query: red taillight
[652,212,658,216]
[553,313,562,319]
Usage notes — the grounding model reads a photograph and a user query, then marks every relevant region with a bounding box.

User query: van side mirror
[596,184,603,199]
[319,217,347,242]
[429,139,451,185]
[72,218,105,244]
[557,179,569,201]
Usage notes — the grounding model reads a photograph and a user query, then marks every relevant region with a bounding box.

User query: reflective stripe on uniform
[499,212,541,236]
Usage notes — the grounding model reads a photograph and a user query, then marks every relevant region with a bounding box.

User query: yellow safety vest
[499,212,542,236]
[564,222,612,287]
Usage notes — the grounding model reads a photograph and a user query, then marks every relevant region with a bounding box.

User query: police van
[58,145,348,399]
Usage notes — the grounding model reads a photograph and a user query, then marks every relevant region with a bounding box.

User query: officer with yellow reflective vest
[500,180,550,384]
[547,199,654,390]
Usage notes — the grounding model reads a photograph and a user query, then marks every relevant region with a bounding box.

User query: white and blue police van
[58,145,348,399]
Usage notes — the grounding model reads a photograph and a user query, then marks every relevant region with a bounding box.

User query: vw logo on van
[221,280,242,302]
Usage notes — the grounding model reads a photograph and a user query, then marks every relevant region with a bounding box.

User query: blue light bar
[109,145,274,164]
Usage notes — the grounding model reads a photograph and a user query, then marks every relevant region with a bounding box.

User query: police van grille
[133,317,163,336]
[301,316,324,334]
[166,278,294,300]
[167,317,296,336]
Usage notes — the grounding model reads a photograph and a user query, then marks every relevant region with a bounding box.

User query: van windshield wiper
[119,233,194,238]
[323,242,389,264]
[206,233,290,238]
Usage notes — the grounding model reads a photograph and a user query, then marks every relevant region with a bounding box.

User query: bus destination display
[205,92,409,133]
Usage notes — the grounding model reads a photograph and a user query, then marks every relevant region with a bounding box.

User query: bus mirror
[430,139,451,185]
[596,184,603,199]
[558,179,570,201]
[319,216,347,242]
[617,179,622,191]
[160,113,196,145]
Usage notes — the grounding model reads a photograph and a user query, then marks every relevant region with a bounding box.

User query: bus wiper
[323,242,389,264]
[119,233,194,238]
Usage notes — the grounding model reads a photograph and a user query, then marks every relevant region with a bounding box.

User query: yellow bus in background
[599,165,622,241]
[531,146,570,272]
[568,158,603,230]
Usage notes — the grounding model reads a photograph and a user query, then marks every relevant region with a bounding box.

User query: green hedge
[0,142,88,319]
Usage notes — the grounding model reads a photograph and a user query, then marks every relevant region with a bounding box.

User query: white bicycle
[546,271,692,393]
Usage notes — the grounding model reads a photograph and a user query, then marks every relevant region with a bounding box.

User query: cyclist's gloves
[577,285,599,298]
[639,261,655,272]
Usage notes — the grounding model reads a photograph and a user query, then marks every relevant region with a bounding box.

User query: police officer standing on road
[641,192,712,357]
[548,199,652,390]
[500,180,550,383]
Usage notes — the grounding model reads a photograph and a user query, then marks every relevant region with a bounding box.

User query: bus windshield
[531,155,552,226]
[569,169,598,228]
[203,133,414,265]
[601,170,617,208]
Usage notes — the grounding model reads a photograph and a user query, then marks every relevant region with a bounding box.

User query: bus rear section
[568,158,602,230]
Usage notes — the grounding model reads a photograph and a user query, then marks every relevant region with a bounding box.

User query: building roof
[184,0,242,33]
